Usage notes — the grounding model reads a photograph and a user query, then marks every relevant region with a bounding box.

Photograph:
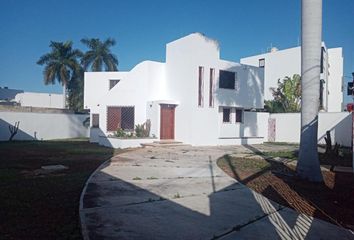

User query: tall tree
[37,41,82,108]
[67,68,84,112]
[80,38,118,71]
[297,0,323,182]
[265,74,301,113]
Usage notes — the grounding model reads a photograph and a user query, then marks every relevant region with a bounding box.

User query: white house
[240,44,344,112]
[14,92,64,109]
[84,33,268,147]
[0,87,64,109]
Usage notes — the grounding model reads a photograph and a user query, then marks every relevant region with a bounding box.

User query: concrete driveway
[80,144,354,240]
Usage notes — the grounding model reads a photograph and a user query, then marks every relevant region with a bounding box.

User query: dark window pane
[223,108,231,122]
[219,70,235,89]
[320,47,325,74]
[109,79,120,90]
[209,68,214,107]
[198,66,204,106]
[347,82,354,96]
[259,58,265,68]
[236,109,243,123]
[121,107,135,130]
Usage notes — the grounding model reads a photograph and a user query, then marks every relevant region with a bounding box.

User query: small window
[209,68,214,107]
[92,114,99,128]
[219,70,236,89]
[320,47,325,74]
[198,66,204,107]
[109,79,120,90]
[223,108,231,123]
[235,109,243,123]
[259,58,265,68]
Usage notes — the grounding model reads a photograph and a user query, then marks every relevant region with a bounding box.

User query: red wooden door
[160,104,175,139]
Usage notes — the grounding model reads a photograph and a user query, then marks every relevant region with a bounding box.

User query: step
[141,141,190,148]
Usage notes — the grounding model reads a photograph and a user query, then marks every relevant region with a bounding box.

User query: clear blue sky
[0,0,353,102]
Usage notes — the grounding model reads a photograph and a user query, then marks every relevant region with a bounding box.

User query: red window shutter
[107,107,121,131]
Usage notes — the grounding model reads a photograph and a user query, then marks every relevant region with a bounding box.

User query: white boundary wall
[0,111,89,141]
[270,112,351,147]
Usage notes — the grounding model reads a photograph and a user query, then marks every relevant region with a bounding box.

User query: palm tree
[80,38,118,71]
[296,0,323,182]
[37,41,82,108]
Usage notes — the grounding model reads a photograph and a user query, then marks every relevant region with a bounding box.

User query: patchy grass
[263,142,299,146]
[0,140,122,239]
[263,151,298,160]
[147,176,158,180]
[173,193,181,199]
[217,153,354,231]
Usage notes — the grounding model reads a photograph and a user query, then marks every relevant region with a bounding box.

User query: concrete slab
[95,165,226,181]
[80,144,353,240]
[83,177,242,208]
[82,189,283,240]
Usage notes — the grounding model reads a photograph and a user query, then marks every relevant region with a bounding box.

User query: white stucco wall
[327,48,344,112]
[84,33,266,146]
[241,47,301,101]
[0,111,89,141]
[270,112,351,147]
[240,45,344,112]
[84,71,128,110]
[14,92,64,109]
[164,33,264,146]
[85,61,166,136]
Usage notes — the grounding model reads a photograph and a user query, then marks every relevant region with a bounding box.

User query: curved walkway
[80,145,353,240]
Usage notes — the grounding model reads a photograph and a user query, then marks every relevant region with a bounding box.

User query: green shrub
[114,128,127,138]
[135,124,145,138]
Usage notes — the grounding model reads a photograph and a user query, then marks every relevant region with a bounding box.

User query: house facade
[84,33,268,146]
[240,44,344,112]
[0,87,64,109]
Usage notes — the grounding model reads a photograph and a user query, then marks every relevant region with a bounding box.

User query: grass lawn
[217,150,354,231]
[0,139,122,240]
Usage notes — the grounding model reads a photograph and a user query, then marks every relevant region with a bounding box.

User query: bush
[135,124,145,138]
[114,128,127,137]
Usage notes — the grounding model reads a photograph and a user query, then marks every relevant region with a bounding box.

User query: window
[121,107,135,130]
[198,66,204,107]
[235,109,243,123]
[209,68,214,107]
[320,79,324,109]
[320,47,325,74]
[107,106,135,131]
[259,58,265,68]
[222,108,231,123]
[219,70,236,89]
[92,114,99,128]
[109,79,120,90]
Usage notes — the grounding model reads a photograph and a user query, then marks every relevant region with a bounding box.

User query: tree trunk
[63,84,67,109]
[296,0,323,182]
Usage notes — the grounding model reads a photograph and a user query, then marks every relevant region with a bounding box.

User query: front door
[160,104,175,140]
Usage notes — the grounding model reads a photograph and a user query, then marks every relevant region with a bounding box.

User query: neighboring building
[84,33,268,146]
[0,87,64,109]
[0,87,24,102]
[240,44,344,112]
[15,92,64,109]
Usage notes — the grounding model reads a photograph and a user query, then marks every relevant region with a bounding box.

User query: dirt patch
[217,154,354,231]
